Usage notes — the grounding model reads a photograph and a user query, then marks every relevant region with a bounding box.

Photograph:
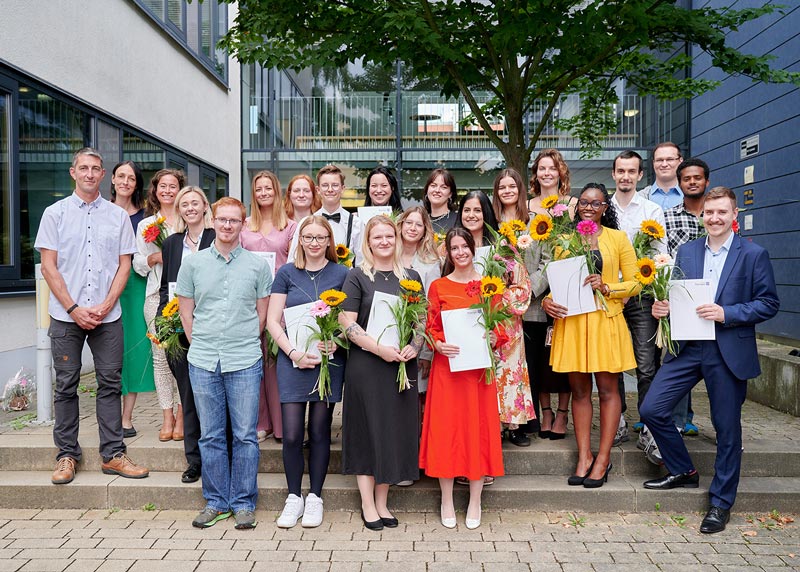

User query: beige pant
[144,293,180,410]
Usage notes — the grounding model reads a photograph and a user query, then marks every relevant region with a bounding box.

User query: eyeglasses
[654,157,681,164]
[214,217,243,226]
[300,234,329,244]
[319,183,342,191]
[578,199,607,209]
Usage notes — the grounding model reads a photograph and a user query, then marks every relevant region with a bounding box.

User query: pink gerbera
[576,220,598,236]
[309,300,331,318]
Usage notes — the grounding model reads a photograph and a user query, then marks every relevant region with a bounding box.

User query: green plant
[142,503,157,512]
[567,513,586,528]
[108,507,120,514]
[9,412,36,430]
[78,384,97,398]
[655,503,661,512]
[670,515,687,527]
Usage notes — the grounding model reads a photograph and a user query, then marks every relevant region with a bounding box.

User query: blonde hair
[248,170,289,232]
[397,206,439,264]
[293,216,338,269]
[173,186,213,233]
[284,174,322,220]
[359,215,407,281]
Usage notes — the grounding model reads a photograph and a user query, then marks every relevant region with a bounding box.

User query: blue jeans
[189,359,262,513]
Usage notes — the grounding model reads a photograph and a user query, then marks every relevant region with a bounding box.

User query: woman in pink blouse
[241,170,298,442]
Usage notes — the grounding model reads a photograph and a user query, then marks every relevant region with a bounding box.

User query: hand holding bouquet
[467,276,512,384]
[388,279,429,392]
[307,289,349,400]
[634,253,679,355]
[147,297,186,359]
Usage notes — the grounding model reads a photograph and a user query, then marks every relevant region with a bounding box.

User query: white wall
[0,0,242,194]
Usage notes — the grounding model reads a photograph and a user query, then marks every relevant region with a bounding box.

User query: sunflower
[529,214,553,241]
[640,219,665,240]
[480,276,506,298]
[162,297,179,318]
[508,219,527,232]
[335,244,350,258]
[399,279,422,292]
[635,258,657,285]
[155,216,166,225]
[540,195,559,209]
[320,289,347,307]
[498,222,518,246]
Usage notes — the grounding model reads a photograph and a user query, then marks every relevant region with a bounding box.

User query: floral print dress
[495,258,536,425]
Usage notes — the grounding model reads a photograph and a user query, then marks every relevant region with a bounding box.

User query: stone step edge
[1,471,799,514]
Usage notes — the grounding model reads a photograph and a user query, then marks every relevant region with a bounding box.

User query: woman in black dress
[339,215,423,531]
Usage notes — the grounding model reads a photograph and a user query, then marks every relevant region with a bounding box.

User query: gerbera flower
[465,280,482,297]
[635,258,657,285]
[576,220,598,236]
[162,297,179,318]
[142,224,161,243]
[335,244,350,258]
[530,215,553,241]
[309,299,331,318]
[552,203,569,217]
[480,276,505,298]
[653,253,672,269]
[516,234,533,250]
[399,279,422,292]
[320,289,347,307]
[640,219,665,240]
[540,195,558,209]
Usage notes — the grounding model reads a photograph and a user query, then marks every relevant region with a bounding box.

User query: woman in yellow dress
[542,183,640,488]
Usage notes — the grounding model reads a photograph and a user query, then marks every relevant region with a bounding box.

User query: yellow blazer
[553,226,641,318]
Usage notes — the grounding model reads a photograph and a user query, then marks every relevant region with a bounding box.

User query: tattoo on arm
[411,334,425,352]
[345,322,367,342]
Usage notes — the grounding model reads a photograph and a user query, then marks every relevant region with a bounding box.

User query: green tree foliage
[222,0,800,174]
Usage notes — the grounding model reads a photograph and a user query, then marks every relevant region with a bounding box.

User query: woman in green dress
[111,161,155,437]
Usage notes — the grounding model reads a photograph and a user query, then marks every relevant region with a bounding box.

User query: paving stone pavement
[0,508,798,571]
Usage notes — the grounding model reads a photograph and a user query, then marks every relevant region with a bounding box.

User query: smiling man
[640,187,779,534]
[638,142,684,210]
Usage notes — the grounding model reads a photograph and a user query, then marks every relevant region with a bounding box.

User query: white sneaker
[276,494,304,528]
[301,493,324,528]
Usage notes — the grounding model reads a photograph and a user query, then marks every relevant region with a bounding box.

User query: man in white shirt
[288,164,361,262]
[610,150,666,446]
[638,142,684,211]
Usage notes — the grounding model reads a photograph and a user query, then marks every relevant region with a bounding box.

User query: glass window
[167,0,184,31]
[97,121,120,200]
[18,85,91,279]
[123,131,165,191]
[215,173,227,202]
[200,1,212,59]
[141,0,163,18]
[0,91,11,267]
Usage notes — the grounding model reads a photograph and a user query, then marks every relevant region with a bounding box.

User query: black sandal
[549,408,569,440]
[538,407,554,439]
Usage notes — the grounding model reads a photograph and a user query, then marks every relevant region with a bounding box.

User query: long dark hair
[422,168,457,213]
[110,161,144,209]
[363,166,403,211]
[455,190,498,245]
[574,182,619,230]
[441,226,475,277]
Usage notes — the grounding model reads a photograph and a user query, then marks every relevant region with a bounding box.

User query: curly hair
[574,183,619,230]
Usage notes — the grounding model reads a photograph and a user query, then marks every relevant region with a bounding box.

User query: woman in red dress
[419,227,505,530]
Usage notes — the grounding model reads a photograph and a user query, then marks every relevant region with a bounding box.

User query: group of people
[36,143,778,535]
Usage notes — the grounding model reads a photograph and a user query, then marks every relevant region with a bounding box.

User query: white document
[357,206,392,225]
[252,251,276,279]
[168,281,177,301]
[669,280,716,340]
[474,245,492,269]
[441,308,492,372]
[283,302,320,368]
[546,256,597,316]
[366,291,400,349]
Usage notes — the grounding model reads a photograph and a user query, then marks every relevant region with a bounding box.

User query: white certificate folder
[669,280,716,341]
[545,256,597,316]
[441,308,492,372]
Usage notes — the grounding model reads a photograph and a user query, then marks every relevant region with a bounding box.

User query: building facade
[0,0,241,380]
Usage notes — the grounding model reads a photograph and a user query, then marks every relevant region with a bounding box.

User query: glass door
[0,78,19,279]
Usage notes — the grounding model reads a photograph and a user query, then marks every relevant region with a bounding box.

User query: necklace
[376,269,393,281]
[186,232,199,245]
[305,264,326,282]
[430,211,449,223]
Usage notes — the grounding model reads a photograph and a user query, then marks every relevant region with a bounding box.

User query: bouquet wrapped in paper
[1,368,35,412]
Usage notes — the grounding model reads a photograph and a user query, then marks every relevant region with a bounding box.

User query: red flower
[143,224,161,243]
[732,219,740,233]
[465,280,481,297]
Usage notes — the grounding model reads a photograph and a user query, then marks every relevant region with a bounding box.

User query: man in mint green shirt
[176,197,272,530]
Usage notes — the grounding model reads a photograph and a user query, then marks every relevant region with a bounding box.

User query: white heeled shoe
[440,505,456,529]
[465,506,481,530]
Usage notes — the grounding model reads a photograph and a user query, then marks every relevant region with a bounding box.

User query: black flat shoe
[380,516,399,528]
[122,426,137,438]
[567,460,595,486]
[583,463,612,488]
[361,512,384,531]
[508,428,531,447]
[181,464,202,484]
[643,471,699,490]
[549,408,569,440]
[700,505,730,534]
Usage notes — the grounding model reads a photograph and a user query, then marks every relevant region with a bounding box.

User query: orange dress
[419,276,505,480]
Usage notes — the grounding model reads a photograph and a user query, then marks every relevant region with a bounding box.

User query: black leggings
[281,401,332,497]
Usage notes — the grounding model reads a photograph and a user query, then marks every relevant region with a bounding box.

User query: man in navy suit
[639,186,779,534]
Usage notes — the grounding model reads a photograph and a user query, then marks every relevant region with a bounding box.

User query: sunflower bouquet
[529,194,574,258]
[307,289,349,400]
[467,276,513,384]
[634,253,680,356]
[387,279,429,391]
[632,219,665,259]
[336,244,354,268]
[147,297,186,359]
[142,216,168,248]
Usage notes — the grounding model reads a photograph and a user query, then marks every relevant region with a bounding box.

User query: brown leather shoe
[52,457,77,484]
[172,429,184,441]
[101,453,150,479]
[158,426,173,442]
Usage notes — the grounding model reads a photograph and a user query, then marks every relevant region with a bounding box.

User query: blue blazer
[669,234,779,380]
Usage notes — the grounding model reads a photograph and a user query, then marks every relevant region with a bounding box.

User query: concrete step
[2,470,799,514]
[3,433,799,477]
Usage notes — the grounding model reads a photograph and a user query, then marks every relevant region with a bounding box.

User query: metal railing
[249,92,655,151]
